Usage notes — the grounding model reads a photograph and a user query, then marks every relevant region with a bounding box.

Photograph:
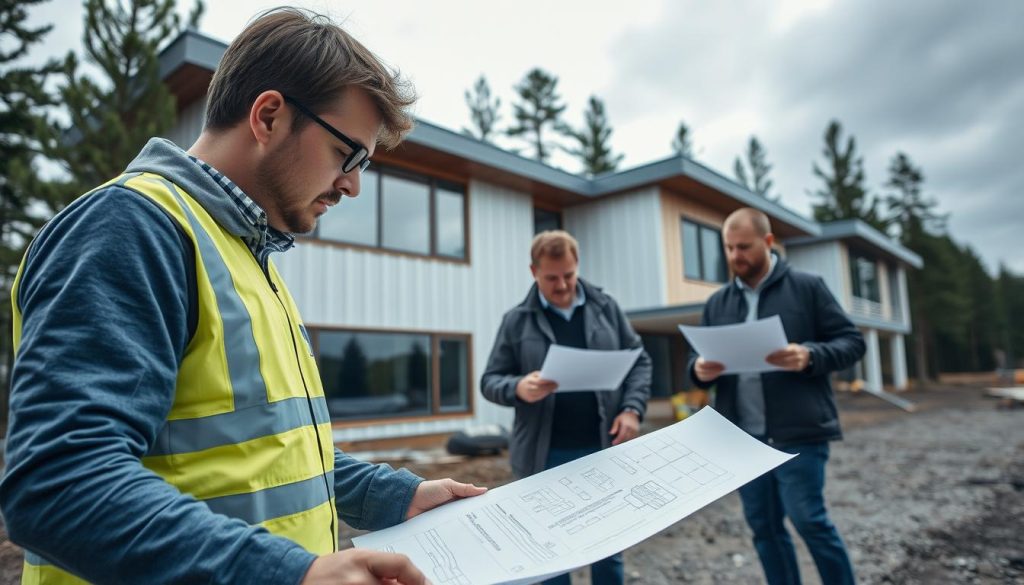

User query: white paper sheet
[678,315,790,374]
[537,345,643,392]
[353,408,794,585]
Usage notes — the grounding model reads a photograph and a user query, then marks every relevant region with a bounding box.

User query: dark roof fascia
[158,27,226,79]
[591,155,821,235]
[404,120,593,194]
[626,301,706,321]
[156,30,818,237]
[784,219,923,268]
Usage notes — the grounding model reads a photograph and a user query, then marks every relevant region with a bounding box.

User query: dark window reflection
[436,183,465,258]
[381,173,430,254]
[318,169,378,246]
[319,330,431,419]
[439,338,468,411]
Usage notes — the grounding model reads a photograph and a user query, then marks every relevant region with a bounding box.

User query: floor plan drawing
[520,487,574,515]
[353,408,795,585]
[582,467,614,491]
[414,529,471,585]
[610,456,636,475]
[559,477,592,501]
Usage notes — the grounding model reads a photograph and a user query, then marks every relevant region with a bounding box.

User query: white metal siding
[896,267,911,330]
[164,99,206,148]
[563,187,666,311]
[786,243,847,310]
[276,179,534,441]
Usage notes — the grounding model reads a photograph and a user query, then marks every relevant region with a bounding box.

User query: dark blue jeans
[738,441,855,585]
[541,446,624,585]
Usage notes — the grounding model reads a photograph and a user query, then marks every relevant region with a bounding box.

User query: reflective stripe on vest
[12,173,336,583]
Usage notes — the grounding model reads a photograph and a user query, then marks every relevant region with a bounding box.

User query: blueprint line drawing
[353,407,795,585]
[415,529,470,585]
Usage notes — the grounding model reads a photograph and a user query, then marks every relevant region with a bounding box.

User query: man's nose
[334,169,360,197]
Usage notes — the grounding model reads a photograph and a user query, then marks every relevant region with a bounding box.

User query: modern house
[785,220,923,393]
[157,29,922,444]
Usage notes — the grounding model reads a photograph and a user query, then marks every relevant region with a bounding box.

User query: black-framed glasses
[283,94,371,174]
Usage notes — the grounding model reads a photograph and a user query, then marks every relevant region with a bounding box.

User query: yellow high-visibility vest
[13,172,336,584]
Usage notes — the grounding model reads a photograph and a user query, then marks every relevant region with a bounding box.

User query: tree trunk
[913,311,932,385]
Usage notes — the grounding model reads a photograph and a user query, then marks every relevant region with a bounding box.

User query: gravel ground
[1,385,1020,584]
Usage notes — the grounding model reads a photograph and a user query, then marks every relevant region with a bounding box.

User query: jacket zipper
[260,259,338,552]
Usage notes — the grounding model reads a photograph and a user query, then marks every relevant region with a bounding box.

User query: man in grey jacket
[482,230,652,585]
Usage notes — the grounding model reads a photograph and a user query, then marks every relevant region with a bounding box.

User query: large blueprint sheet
[353,408,794,584]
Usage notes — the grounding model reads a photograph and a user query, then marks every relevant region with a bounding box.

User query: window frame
[308,325,474,426]
[305,162,470,264]
[680,217,728,284]
[849,250,881,302]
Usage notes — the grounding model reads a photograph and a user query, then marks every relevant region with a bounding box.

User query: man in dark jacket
[482,230,652,585]
[689,208,864,585]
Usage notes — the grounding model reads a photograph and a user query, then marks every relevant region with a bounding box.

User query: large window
[314,165,467,261]
[312,328,471,421]
[850,252,880,302]
[681,219,727,283]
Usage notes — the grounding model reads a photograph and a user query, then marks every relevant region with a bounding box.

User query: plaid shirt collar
[188,156,294,265]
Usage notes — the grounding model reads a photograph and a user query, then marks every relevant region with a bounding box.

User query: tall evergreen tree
[462,74,500,143]
[733,135,777,200]
[507,68,565,162]
[885,152,946,239]
[671,120,693,158]
[35,0,203,201]
[0,0,66,423]
[883,151,948,382]
[995,265,1024,370]
[960,247,997,372]
[810,120,885,230]
[558,95,623,176]
[1,0,201,425]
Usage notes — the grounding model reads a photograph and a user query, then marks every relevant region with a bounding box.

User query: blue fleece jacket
[0,138,422,584]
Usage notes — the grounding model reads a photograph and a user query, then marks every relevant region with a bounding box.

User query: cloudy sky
[23,0,1024,272]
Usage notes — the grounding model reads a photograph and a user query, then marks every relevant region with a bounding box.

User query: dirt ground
[1,383,1021,584]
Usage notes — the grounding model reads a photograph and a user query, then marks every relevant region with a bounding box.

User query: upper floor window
[850,252,880,302]
[534,207,563,234]
[311,327,472,421]
[314,166,467,260]
[682,218,727,283]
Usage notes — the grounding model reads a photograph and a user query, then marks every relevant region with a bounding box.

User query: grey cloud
[604,0,1024,274]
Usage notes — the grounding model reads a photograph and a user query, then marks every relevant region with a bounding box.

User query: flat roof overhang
[627,302,705,334]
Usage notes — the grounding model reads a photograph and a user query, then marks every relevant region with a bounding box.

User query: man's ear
[249,91,289,146]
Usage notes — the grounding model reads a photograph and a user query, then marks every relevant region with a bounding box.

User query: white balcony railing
[850,296,886,320]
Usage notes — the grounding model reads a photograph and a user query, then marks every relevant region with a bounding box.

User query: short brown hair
[531,230,579,266]
[204,8,416,148]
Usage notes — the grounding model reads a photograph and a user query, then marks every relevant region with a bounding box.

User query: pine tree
[810,120,885,230]
[995,265,1024,369]
[462,74,500,143]
[1,0,63,277]
[1,0,201,425]
[35,0,203,201]
[884,152,935,381]
[507,68,565,162]
[733,136,776,200]
[0,0,66,423]
[559,95,623,176]
[671,120,693,158]
[885,152,946,240]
